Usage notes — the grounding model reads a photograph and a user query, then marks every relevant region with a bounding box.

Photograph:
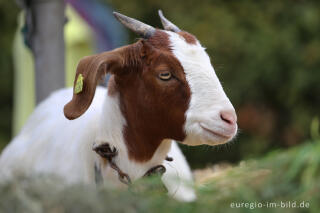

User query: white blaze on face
[167,31,237,146]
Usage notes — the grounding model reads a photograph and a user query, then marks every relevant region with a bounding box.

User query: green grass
[1,140,320,213]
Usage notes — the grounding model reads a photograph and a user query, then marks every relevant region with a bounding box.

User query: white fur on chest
[95,93,171,183]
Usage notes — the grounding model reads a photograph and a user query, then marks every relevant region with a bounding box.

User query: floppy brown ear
[64,50,124,120]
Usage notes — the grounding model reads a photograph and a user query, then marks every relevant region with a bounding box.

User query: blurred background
[0,0,319,169]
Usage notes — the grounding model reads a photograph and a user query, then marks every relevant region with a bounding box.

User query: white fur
[167,31,237,146]
[0,87,195,201]
[162,141,196,202]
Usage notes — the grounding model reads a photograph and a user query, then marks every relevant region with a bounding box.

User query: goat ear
[64,50,123,120]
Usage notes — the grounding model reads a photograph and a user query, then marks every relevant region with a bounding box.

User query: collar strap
[93,143,172,185]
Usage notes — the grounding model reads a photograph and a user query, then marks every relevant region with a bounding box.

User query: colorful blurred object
[67,0,127,52]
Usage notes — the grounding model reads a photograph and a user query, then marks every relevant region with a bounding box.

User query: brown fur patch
[116,31,191,162]
[178,31,197,44]
[107,75,118,96]
[148,30,172,51]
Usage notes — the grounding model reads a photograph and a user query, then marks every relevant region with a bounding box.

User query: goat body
[0,11,238,202]
[0,87,196,201]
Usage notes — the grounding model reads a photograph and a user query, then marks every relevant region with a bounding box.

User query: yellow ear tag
[74,74,84,94]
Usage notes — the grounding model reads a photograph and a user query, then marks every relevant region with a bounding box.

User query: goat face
[64,11,237,161]
[145,30,237,146]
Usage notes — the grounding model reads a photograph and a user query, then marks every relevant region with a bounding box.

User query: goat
[0,11,237,202]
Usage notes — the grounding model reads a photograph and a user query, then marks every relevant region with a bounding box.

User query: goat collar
[93,143,172,185]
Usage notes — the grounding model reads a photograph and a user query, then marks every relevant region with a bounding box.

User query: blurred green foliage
[1,139,319,213]
[0,0,320,168]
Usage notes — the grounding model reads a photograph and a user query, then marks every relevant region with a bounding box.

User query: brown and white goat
[0,11,237,201]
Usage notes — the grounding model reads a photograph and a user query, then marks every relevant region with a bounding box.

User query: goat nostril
[220,110,237,125]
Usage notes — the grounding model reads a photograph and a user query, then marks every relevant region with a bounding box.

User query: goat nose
[220,110,237,125]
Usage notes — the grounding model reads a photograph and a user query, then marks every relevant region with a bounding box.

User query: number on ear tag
[74,74,84,94]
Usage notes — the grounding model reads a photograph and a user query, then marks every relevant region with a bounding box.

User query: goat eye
[158,72,172,81]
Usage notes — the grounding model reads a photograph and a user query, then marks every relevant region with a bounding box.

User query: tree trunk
[30,0,65,103]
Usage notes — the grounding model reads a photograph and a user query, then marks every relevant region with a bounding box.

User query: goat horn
[113,12,156,38]
[158,10,181,32]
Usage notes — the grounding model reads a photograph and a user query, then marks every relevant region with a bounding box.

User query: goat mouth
[199,123,231,140]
